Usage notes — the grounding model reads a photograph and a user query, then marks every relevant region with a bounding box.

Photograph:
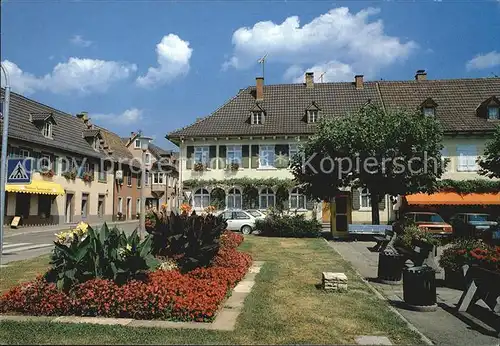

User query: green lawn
[0,236,421,344]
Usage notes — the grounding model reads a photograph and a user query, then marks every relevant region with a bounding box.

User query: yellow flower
[126,244,132,251]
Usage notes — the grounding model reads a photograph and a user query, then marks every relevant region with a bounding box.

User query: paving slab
[330,240,500,346]
[52,316,134,326]
[355,335,393,345]
[128,319,213,330]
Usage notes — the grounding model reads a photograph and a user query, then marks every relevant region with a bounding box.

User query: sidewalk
[3,220,139,238]
[329,240,500,346]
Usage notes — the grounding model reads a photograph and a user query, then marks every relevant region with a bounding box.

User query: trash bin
[377,251,406,284]
[403,265,437,311]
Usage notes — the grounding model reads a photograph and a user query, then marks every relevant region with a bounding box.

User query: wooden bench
[372,229,395,252]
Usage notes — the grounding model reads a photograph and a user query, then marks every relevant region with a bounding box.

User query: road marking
[3,243,53,255]
[3,243,32,249]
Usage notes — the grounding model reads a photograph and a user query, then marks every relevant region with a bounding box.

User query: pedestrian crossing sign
[6,158,32,184]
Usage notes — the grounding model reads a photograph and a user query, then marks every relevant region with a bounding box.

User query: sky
[2,0,500,150]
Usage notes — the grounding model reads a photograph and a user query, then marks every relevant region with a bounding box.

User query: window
[251,111,263,125]
[440,148,449,172]
[98,195,105,218]
[137,173,142,188]
[134,139,141,148]
[127,171,132,186]
[194,146,209,165]
[145,153,151,164]
[423,107,435,117]
[227,188,242,209]
[93,138,99,151]
[457,145,478,172]
[98,163,106,182]
[415,213,444,223]
[223,211,233,220]
[193,188,210,209]
[42,122,52,138]
[38,195,52,218]
[40,154,52,171]
[235,211,250,220]
[19,149,30,158]
[227,145,242,166]
[307,110,319,123]
[259,145,275,168]
[289,187,307,210]
[136,198,141,214]
[487,106,499,120]
[81,193,89,218]
[145,173,150,185]
[153,173,164,184]
[118,197,123,214]
[360,188,370,210]
[259,188,275,209]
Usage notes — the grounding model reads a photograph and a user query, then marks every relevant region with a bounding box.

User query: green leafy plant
[254,210,321,238]
[193,162,206,172]
[62,170,77,181]
[439,238,495,272]
[436,179,500,194]
[394,224,440,250]
[45,223,159,292]
[145,210,227,271]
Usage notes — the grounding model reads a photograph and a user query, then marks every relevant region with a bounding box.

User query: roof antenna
[491,72,499,78]
[257,53,268,79]
[318,72,326,83]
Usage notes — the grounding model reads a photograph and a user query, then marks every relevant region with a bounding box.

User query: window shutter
[53,156,59,174]
[218,145,227,170]
[242,145,250,168]
[251,145,259,168]
[275,144,289,169]
[352,189,360,210]
[378,195,386,210]
[209,145,217,169]
[186,146,194,170]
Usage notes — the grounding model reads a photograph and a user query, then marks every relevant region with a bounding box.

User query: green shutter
[219,145,227,169]
[209,145,217,169]
[242,145,250,168]
[275,144,289,169]
[186,146,194,170]
[251,145,259,168]
[352,189,360,210]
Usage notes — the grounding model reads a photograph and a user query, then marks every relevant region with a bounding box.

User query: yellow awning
[6,180,65,196]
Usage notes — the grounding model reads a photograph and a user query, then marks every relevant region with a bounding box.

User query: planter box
[444,268,466,290]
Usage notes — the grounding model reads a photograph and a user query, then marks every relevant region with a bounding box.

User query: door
[126,198,132,219]
[15,194,30,219]
[223,211,236,230]
[322,202,331,223]
[334,195,350,233]
[234,211,252,231]
[97,195,105,218]
[65,193,74,223]
[81,193,89,220]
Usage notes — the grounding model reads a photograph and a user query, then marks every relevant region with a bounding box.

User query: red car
[394,212,453,238]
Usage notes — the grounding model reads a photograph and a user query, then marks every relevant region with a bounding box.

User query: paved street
[1,221,139,265]
[329,240,500,346]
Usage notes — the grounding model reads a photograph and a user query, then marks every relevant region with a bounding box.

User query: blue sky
[2,0,500,150]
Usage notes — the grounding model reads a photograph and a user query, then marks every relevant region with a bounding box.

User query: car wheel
[241,225,252,235]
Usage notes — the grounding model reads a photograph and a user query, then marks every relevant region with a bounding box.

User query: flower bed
[0,230,252,322]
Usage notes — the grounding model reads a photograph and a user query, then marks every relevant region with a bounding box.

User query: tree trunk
[371,193,380,225]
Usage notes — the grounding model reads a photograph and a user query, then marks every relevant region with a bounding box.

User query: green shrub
[395,224,440,249]
[45,224,159,292]
[145,210,227,271]
[254,212,321,238]
[439,238,491,272]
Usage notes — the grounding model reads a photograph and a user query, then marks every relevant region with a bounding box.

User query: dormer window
[423,107,435,117]
[307,110,319,123]
[134,139,141,148]
[93,138,100,151]
[251,111,263,125]
[42,122,53,138]
[487,106,499,120]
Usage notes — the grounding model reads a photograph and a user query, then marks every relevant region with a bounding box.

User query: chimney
[76,111,89,121]
[415,69,427,81]
[355,75,364,89]
[256,77,264,101]
[305,72,314,89]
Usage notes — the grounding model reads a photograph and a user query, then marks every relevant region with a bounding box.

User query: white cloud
[136,34,193,88]
[285,61,356,83]
[1,58,137,95]
[223,7,417,80]
[70,35,93,48]
[466,51,500,71]
[92,108,143,125]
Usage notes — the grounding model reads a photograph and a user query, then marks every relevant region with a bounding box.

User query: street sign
[6,158,32,184]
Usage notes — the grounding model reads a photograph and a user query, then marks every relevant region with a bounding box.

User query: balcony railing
[151,183,166,192]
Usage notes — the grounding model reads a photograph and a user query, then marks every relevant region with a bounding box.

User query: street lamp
[0,63,11,265]
[139,136,152,239]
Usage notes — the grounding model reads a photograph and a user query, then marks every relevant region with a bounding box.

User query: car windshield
[247,210,262,217]
[468,214,491,222]
[414,213,444,223]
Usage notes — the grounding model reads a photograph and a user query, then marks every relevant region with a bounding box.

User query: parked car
[219,209,256,234]
[450,213,498,238]
[245,209,267,220]
[394,212,453,238]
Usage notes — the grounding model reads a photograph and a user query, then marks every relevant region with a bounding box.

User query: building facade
[168,71,500,228]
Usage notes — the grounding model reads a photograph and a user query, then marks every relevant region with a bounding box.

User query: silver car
[245,209,267,220]
[220,209,256,234]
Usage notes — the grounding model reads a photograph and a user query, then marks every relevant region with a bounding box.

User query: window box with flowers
[82,171,94,183]
[62,170,77,181]
[229,162,240,171]
[40,169,55,178]
[193,162,207,172]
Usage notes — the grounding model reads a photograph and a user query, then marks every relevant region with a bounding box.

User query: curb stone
[0,261,265,331]
[323,239,434,345]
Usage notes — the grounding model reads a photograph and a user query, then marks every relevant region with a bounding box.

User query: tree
[291,105,445,225]
[479,125,500,179]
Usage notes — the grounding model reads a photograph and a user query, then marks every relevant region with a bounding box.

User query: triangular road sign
[8,161,29,181]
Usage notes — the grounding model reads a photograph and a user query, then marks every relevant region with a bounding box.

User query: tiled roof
[82,129,100,138]
[29,112,54,122]
[167,77,500,139]
[1,89,104,158]
[149,143,172,158]
[98,128,135,161]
